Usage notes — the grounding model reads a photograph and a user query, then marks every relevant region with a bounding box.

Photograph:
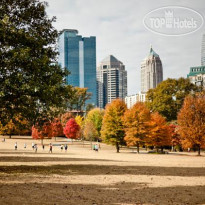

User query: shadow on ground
[0,156,115,162]
[0,182,204,205]
[0,164,205,176]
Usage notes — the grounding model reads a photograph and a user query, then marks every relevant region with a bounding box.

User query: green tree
[146,78,198,121]
[68,87,92,111]
[101,99,127,153]
[0,0,70,127]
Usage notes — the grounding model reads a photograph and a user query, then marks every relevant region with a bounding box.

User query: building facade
[202,34,205,66]
[125,92,146,109]
[141,47,163,92]
[58,29,97,106]
[97,55,127,108]
[187,66,205,87]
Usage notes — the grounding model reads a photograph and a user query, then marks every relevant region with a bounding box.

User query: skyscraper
[141,47,163,92]
[201,33,205,66]
[97,55,127,108]
[58,29,97,106]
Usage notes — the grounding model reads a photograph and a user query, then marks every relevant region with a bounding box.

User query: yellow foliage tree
[75,115,84,139]
[101,99,127,153]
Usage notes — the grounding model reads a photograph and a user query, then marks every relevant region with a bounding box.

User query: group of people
[14,142,48,153]
[60,144,68,152]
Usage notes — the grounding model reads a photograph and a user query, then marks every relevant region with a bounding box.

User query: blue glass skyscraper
[58,29,97,106]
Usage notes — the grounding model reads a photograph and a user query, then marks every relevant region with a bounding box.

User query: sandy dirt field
[0,136,205,205]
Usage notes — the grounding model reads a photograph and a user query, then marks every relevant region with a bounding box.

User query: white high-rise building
[125,92,146,109]
[97,55,127,108]
[141,47,163,92]
[201,34,205,66]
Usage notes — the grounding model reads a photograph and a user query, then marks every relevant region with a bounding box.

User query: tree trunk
[9,134,11,139]
[90,137,92,150]
[198,145,201,156]
[116,142,120,153]
[161,146,164,153]
[137,144,139,154]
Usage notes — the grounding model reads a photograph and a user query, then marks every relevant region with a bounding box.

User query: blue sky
[46,0,205,95]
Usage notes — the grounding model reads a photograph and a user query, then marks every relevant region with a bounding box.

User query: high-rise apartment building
[97,55,127,108]
[201,34,205,66]
[58,29,97,106]
[141,47,163,92]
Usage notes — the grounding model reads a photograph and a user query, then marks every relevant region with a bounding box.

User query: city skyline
[47,0,205,95]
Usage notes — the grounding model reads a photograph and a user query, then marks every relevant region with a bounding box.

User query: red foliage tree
[52,118,64,139]
[63,118,80,139]
[32,121,53,144]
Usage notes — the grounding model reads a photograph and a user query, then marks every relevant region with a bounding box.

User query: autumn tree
[1,120,17,138]
[52,118,64,140]
[146,78,199,121]
[61,112,74,127]
[83,121,97,149]
[169,123,181,151]
[123,102,151,153]
[85,108,104,140]
[32,121,53,144]
[75,115,84,139]
[147,112,171,152]
[63,118,80,140]
[1,115,31,138]
[178,92,205,155]
[101,99,127,153]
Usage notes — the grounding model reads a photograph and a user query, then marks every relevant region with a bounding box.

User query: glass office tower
[58,29,97,106]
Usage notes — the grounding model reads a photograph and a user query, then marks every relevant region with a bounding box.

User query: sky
[46,0,205,95]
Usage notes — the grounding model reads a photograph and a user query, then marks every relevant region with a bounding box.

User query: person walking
[61,144,63,152]
[64,144,68,152]
[14,142,17,150]
[49,143,52,153]
[95,144,99,152]
[32,142,34,150]
[35,144,38,153]
[24,143,27,149]
[42,144,45,150]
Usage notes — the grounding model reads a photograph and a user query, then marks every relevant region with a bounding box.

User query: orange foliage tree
[178,93,205,155]
[63,118,80,140]
[61,112,74,127]
[101,99,127,153]
[169,124,181,151]
[32,121,53,144]
[52,118,64,140]
[147,112,171,152]
[123,102,151,153]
